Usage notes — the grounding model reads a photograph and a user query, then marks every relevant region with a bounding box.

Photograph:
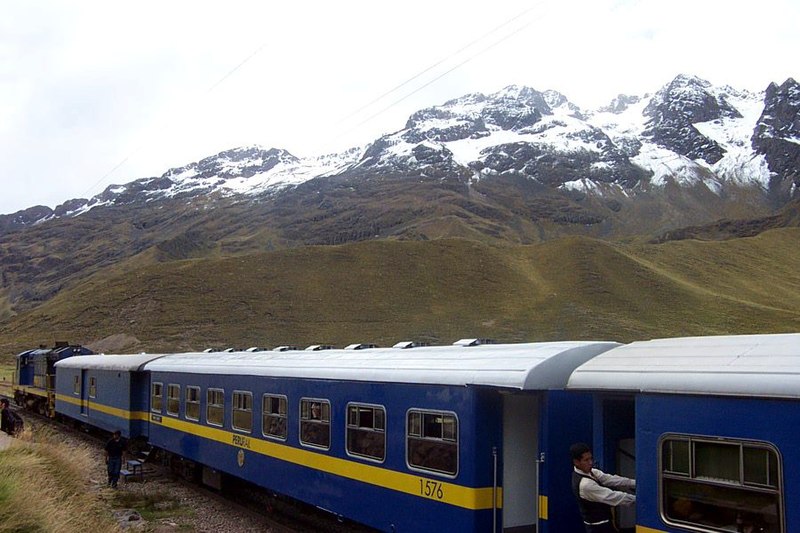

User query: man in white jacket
[570,442,636,533]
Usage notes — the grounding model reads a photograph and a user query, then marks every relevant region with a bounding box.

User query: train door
[615,437,636,530]
[595,396,636,532]
[80,369,89,416]
[502,394,539,532]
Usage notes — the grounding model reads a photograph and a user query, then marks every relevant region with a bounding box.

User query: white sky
[1,0,797,215]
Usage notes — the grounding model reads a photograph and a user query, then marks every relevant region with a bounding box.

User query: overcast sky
[1,0,797,215]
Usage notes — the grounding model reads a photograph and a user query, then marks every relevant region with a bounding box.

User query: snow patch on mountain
[693,90,773,188]
[632,143,716,189]
[587,96,648,140]
[221,149,362,195]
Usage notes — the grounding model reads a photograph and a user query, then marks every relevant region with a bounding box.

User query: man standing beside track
[104,430,126,488]
[1,398,22,436]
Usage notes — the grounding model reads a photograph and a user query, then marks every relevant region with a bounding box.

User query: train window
[206,388,224,427]
[151,382,163,412]
[166,384,181,416]
[744,447,778,488]
[299,398,330,449]
[660,434,783,533]
[88,377,97,398]
[406,409,458,476]
[185,386,200,421]
[262,394,287,440]
[346,403,386,462]
[232,391,253,433]
[663,438,690,475]
[73,375,80,395]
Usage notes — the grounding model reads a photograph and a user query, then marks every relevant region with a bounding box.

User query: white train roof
[143,341,620,390]
[55,353,166,371]
[568,333,800,399]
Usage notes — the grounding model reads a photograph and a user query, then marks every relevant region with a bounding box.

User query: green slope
[2,230,799,356]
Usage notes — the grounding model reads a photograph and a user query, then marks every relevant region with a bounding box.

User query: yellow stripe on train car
[538,495,548,520]
[16,387,48,398]
[55,394,503,511]
[55,394,150,421]
[150,412,502,511]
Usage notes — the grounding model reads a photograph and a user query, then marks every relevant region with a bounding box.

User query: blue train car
[14,342,93,415]
[54,353,165,438]
[143,341,619,532]
[568,333,800,533]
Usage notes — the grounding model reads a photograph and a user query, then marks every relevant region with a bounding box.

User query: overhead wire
[83,3,544,199]
[335,3,544,127]
[79,43,270,199]
[339,12,542,139]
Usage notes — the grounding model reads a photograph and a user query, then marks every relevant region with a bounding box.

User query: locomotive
[12,341,93,416]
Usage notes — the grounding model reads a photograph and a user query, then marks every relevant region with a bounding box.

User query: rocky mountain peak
[757,78,800,139]
[646,74,741,122]
[165,146,298,181]
[598,94,643,114]
[492,84,549,106]
[542,90,584,119]
[642,74,743,164]
[751,78,800,198]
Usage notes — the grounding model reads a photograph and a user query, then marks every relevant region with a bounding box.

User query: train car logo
[232,434,251,449]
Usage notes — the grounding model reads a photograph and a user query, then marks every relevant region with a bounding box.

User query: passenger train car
[55,353,164,439]
[568,333,800,533]
[54,340,618,532]
[33,332,800,532]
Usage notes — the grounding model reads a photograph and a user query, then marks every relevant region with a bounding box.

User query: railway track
[2,398,373,532]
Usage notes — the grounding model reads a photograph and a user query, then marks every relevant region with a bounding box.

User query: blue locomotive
[13,341,93,416]
[30,332,800,532]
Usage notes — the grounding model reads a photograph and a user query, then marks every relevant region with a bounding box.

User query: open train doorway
[595,397,636,533]
[80,369,89,415]
[503,393,540,532]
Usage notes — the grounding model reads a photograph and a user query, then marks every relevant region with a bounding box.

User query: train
[11,333,799,532]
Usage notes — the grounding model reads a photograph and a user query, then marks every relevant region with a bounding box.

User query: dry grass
[0,230,799,356]
[0,364,13,398]
[0,427,119,533]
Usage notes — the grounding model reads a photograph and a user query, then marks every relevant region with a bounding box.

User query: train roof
[143,341,620,390]
[567,333,800,399]
[55,353,166,371]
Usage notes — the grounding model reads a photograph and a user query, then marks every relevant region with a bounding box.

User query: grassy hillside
[1,230,799,357]
[0,429,120,532]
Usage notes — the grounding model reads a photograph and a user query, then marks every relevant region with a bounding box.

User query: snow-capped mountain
[2,75,799,317]
[356,75,791,199]
[590,75,773,192]
[1,75,798,236]
[22,146,363,223]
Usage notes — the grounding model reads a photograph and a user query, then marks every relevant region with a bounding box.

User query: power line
[80,41,270,198]
[83,4,546,198]
[336,3,544,127]
[339,10,544,138]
